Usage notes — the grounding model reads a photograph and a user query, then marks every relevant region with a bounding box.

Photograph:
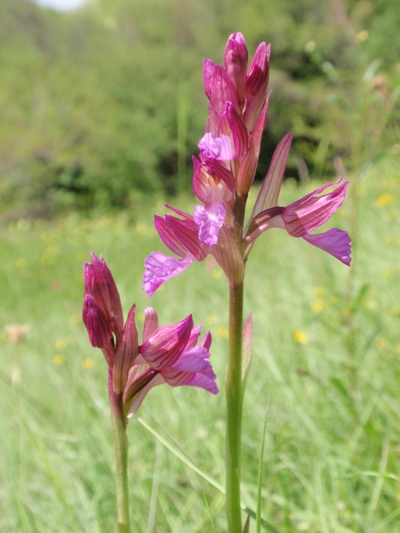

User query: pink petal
[203,60,239,134]
[198,132,234,161]
[113,304,139,395]
[248,132,292,221]
[302,229,352,265]
[154,215,188,257]
[218,102,249,160]
[143,252,193,298]
[244,42,270,131]
[161,347,218,393]
[164,213,208,261]
[143,307,159,342]
[193,203,226,246]
[124,365,161,417]
[82,294,113,351]
[282,179,348,237]
[224,32,248,106]
[140,314,193,370]
[84,253,124,335]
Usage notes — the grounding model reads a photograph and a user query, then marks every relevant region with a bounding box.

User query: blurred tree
[0,0,398,218]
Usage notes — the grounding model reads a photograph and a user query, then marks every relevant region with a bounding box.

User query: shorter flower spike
[82,254,218,420]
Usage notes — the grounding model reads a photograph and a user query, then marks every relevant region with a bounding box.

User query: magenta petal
[302,229,352,265]
[164,213,208,261]
[203,60,239,133]
[224,32,248,105]
[218,102,249,160]
[82,294,112,350]
[193,203,226,246]
[143,307,159,342]
[113,304,139,395]
[140,314,193,370]
[198,132,234,161]
[248,132,292,221]
[282,180,348,237]
[244,42,270,131]
[143,252,193,298]
[161,347,218,393]
[154,215,188,258]
[84,253,124,335]
[124,366,162,417]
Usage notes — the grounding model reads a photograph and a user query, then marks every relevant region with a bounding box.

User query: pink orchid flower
[244,133,351,265]
[83,254,218,417]
[123,310,218,417]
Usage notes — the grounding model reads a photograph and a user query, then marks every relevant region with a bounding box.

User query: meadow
[1,158,399,532]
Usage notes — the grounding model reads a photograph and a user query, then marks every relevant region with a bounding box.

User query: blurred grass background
[1,164,400,531]
[1,0,400,531]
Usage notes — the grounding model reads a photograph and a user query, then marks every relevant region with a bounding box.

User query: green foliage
[0,0,399,216]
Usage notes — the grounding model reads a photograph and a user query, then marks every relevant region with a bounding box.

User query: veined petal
[193,203,226,246]
[113,304,139,395]
[143,307,159,342]
[154,215,188,257]
[82,294,113,351]
[200,331,212,351]
[123,364,160,417]
[244,42,270,131]
[193,158,228,204]
[198,132,234,161]
[194,158,235,195]
[143,252,193,298]
[165,213,208,261]
[84,253,124,335]
[224,32,248,106]
[248,132,292,223]
[203,60,239,133]
[218,102,249,160]
[244,206,284,244]
[185,323,202,350]
[140,314,193,370]
[303,229,352,265]
[282,179,348,237]
[161,347,218,393]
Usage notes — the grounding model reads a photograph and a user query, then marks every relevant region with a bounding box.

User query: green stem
[108,370,131,533]
[226,282,244,533]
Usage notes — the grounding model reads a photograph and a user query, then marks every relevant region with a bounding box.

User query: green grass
[1,162,400,532]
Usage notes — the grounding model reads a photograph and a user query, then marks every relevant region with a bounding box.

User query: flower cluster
[82,253,218,418]
[143,33,351,297]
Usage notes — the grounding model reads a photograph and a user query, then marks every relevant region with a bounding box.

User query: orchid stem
[108,371,131,533]
[226,282,244,533]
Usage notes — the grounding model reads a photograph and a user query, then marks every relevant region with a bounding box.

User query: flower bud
[224,32,248,108]
[82,295,113,350]
[83,253,124,335]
